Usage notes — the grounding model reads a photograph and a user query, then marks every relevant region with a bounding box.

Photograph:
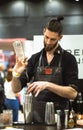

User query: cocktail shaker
[23,93,33,124]
[45,102,55,125]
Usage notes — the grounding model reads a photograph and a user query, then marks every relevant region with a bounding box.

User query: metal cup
[45,102,55,125]
[23,93,33,123]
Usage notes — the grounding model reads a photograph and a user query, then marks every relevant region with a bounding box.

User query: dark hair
[44,16,64,35]
[6,70,12,82]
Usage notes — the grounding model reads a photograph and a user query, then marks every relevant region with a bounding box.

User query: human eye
[45,35,49,40]
[51,38,56,42]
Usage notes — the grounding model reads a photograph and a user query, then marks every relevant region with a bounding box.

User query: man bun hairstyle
[45,16,64,35]
[56,16,64,22]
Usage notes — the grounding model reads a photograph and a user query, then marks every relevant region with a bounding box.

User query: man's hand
[27,81,48,97]
[13,56,28,74]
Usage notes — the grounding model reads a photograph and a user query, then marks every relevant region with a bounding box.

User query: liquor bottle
[68,111,74,128]
[13,40,25,61]
[76,92,83,114]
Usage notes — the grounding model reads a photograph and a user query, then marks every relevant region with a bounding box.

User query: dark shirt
[20,45,78,91]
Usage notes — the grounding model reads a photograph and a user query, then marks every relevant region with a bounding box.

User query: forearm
[46,82,78,100]
[12,77,22,93]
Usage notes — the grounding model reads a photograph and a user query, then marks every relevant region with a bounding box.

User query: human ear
[59,35,63,41]
[43,28,46,34]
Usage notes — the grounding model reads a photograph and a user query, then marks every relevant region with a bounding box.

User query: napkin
[1,127,24,130]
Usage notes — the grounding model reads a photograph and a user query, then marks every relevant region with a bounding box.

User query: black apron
[31,50,69,124]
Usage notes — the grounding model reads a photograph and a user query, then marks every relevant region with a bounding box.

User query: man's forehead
[44,30,59,39]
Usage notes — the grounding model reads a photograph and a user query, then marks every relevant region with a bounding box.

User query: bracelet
[12,71,21,78]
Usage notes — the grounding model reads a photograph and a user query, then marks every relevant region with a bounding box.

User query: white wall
[24,40,34,59]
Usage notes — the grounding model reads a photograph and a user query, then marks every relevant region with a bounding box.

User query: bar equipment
[56,110,61,130]
[64,109,69,128]
[23,93,33,124]
[45,102,55,125]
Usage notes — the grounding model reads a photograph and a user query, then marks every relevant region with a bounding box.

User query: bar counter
[13,123,83,130]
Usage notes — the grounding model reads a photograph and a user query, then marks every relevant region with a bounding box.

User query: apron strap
[58,49,64,67]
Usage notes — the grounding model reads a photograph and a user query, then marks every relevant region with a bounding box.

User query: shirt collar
[42,44,62,56]
[54,45,62,55]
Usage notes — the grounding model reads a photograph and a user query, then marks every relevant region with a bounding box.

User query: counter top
[12,123,83,130]
[1,123,83,130]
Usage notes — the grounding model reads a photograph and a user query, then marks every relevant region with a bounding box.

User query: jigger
[45,102,55,125]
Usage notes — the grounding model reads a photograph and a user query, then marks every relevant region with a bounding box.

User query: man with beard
[12,16,79,124]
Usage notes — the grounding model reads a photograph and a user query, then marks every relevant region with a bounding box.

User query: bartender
[12,16,78,123]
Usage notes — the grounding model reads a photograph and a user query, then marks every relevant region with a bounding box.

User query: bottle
[71,109,77,127]
[76,92,83,114]
[13,40,25,61]
[68,111,74,128]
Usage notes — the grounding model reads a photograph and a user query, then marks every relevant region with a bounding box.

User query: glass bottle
[13,40,25,61]
[68,111,74,128]
[69,99,74,111]
[76,92,83,114]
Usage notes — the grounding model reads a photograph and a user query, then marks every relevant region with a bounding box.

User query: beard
[44,40,58,52]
